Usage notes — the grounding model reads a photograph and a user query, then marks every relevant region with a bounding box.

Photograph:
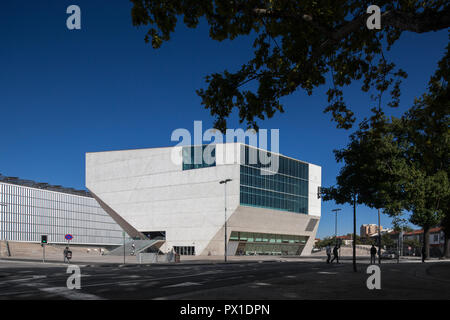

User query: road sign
[65,234,73,241]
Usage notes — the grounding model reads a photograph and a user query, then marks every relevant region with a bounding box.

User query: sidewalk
[2,254,449,268]
[0,254,283,267]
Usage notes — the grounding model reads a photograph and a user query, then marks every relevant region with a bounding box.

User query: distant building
[360,224,383,237]
[387,227,446,257]
[336,235,353,245]
[0,174,124,246]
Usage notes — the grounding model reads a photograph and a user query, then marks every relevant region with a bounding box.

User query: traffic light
[41,235,48,244]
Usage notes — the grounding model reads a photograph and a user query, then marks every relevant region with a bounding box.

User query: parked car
[311,247,321,253]
[381,250,398,259]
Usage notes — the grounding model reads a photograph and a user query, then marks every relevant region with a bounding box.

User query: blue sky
[0,1,448,238]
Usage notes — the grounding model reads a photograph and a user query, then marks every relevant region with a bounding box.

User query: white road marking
[38,286,105,300]
[254,282,271,286]
[162,281,202,288]
[0,275,47,284]
[317,271,337,275]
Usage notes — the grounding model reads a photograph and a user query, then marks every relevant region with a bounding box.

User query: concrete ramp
[107,240,163,256]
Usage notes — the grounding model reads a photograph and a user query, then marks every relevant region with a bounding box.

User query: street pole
[224,183,227,262]
[353,195,357,272]
[219,179,232,263]
[331,208,341,261]
[335,211,337,244]
[331,209,341,247]
[397,230,403,264]
[378,208,381,264]
[43,244,45,263]
[123,231,126,265]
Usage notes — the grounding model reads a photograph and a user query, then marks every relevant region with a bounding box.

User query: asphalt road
[0,259,449,300]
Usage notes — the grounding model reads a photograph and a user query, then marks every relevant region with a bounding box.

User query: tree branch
[383,7,450,33]
[252,6,450,54]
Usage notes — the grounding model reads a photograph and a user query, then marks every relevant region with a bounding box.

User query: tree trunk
[353,195,357,272]
[423,225,430,261]
[443,232,449,258]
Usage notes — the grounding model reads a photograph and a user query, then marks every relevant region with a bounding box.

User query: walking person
[63,246,69,263]
[330,245,339,264]
[326,245,332,264]
[370,244,377,264]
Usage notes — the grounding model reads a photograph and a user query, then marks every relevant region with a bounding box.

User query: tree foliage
[403,238,421,249]
[131,0,450,130]
[323,40,450,258]
[381,233,395,248]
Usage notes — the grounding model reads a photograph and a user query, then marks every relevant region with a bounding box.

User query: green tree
[393,42,449,259]
[440,214,450,258]
[403,238,421,256]
[403,239,421,250]
[131,0,450,130]
[381,233,395,248]
[324,42,450,261]
[321,109,409,271]
[315,237,335,249]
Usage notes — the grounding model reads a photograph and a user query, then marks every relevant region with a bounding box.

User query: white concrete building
[86,143,321,256]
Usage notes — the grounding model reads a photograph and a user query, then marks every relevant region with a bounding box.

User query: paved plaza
[0,257,449,300]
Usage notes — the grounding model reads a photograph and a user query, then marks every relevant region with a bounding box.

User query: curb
[0,257,87,267]
[82,259,281,268]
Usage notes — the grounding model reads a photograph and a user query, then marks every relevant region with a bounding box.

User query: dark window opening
[142,231,166,240]
[173,246,195,255]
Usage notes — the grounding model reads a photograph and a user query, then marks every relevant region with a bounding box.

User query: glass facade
[230,231,308,255]
[0,182,124,245]
[182,145,216,170]
[240,145,309,214]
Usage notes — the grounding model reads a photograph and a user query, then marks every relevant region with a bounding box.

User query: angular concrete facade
[86,143,321,256]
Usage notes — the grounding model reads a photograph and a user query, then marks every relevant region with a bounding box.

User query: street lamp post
[219,179,232,262]
[122,231,126,265]
[331,209,341,246]
[378,208,381,264]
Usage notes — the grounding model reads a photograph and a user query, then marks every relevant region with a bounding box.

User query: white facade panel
[308,163,322,217]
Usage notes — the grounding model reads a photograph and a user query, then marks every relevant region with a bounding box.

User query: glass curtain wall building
[240,145,309,214]
[0,177,124,245]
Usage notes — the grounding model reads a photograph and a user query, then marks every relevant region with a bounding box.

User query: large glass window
[182,145,216,170]
[239,145,308,214]
[230,231,308,255]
